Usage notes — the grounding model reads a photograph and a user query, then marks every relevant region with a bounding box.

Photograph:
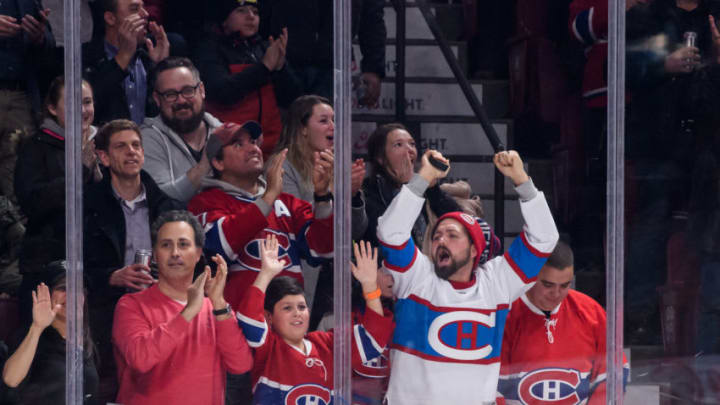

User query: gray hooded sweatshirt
[141,113,222,204]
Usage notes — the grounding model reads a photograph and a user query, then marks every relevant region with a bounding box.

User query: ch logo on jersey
[517,368,582,405]
[284,384,331,405]
[238,229,292,271]
[427,311,495,360]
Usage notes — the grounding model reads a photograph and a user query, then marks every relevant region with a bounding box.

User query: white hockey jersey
[377,178,558,405]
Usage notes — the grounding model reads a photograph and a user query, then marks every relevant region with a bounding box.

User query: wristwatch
[314,192,333,202]
[212,303,232,316]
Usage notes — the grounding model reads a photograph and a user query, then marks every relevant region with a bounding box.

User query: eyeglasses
[156,83,201,102]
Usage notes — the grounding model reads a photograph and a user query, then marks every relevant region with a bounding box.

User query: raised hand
[493,150,529,186]
[312,149,334,195]
[350,241,378,288]
[260,234,286,277]
[146,21,170,64]
[263,149,286,206]
[31,283,60,330]
[418,150,450,187]
[351,241,383,315]
[253,234,288,292]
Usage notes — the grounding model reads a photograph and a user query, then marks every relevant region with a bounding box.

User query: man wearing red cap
[376,149,559,405]
[187,121,333,311]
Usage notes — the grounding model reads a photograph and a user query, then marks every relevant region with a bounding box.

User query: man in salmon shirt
[112,210,253,405]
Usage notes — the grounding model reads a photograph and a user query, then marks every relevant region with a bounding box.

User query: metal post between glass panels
[333,0,352,403]
[607,0,625,403]
[64,0,84,403]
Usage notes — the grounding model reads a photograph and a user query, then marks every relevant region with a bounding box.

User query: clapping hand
[205,254,229,310]
[21,8,49,44]
[146,21,170,64]
[313,149,334,196]
[263,149,286,206]
[350,159,366,197]
[181,268,208,321]
[263,28,288,71]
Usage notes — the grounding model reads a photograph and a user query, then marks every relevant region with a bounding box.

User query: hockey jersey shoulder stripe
[236,311,268,348]
[504,234,550,283]
[519,231,552,258]
[380,237,418,273]
[205,217,239,262]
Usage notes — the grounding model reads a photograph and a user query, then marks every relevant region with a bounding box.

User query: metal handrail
[391,0,507,241]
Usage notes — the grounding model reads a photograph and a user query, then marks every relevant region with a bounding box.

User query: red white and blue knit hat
[434,212,501,268]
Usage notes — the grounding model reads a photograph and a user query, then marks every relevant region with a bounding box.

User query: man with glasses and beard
[141,57,223,203]
[376,149,558,405]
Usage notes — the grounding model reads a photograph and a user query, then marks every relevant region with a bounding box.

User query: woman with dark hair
[14,76,100,322]
[2,264,98,404]
[361,123,460,252]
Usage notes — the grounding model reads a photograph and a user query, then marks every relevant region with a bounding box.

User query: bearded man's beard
[433,246,472,280]
[163,100,205,134]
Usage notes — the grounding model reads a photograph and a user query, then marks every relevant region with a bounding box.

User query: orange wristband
[364,288,382,301]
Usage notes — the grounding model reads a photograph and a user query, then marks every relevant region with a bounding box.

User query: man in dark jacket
[259,0,386,105]
[83,0,170,125]
[194,0,303,159]
[83,119,180,401]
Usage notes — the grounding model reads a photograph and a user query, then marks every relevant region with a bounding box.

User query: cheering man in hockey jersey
[188,121,333,310]
[497,241,628,405]
[377,149,559,405]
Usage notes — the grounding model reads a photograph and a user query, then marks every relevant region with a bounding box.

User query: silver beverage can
[134,249,152,268]
[684,31,697,48]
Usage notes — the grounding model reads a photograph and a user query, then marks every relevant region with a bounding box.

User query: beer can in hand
[133,249,153,290]
[134,249,152,268]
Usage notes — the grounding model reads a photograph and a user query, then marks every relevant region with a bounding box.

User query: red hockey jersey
[569,0,609,108]
[497,290,628,405]
[188,179,333,309]
[237,286,394,405]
